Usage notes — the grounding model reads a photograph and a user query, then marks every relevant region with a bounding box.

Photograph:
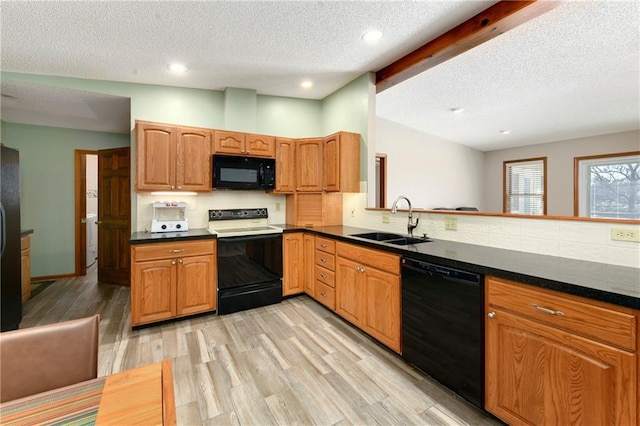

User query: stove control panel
[209,208,268,221]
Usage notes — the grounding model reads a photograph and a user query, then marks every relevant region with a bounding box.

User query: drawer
[315,265,335,287]
[487,276,637,351]
[336,242,400,275]
[21,236,30,251]
[132,240,216,262]
[315,237,335,254]
[314,281,335,310]
[315,250,335,271]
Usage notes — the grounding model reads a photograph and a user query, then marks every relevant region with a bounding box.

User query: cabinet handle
[320,258,327,263]
[170,249,184,253]
[320,274,327,279]
[177,186,182,189]
[179,259,183,264]
[171,260,176,265]
[321,292,327,297]
[531,304,565,316]
[320,243,327,248]
[487,311,496,319]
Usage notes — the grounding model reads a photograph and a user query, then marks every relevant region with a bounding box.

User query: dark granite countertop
[129,225,640,310]
[21,229,34,237]
[278,225,640,310]
[130,228,216,245]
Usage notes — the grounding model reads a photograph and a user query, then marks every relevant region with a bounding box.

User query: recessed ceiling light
[168,63,187,73]
[500,130,511,135]
[450,107,465,114]
[362,30,382,44]
[300,80,313,89]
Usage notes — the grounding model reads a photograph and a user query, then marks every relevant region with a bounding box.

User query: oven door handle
[217,233,282,243]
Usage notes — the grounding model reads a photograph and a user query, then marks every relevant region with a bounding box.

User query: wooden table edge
[162,359,177,426]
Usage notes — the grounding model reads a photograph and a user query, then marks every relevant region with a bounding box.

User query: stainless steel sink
[350,232,405,241]
[350,232,431,245]
[384,237,431,245]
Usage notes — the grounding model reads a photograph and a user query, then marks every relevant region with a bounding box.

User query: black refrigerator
[1,145,22,331]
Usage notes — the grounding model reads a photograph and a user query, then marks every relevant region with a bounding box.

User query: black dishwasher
[401,257,484,409]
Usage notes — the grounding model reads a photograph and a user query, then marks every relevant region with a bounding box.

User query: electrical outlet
[611,228,640,242]
[382,214,390,223]
[444,217,458,231]
[275,202,281,212]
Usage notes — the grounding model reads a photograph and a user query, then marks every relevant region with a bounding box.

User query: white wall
[376,117,485,210]
[343,193,640,269]
[484,130,640,215]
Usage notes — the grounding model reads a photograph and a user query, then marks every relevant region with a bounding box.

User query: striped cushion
[0,377,105,426]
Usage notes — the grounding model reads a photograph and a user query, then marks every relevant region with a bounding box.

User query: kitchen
[1,1,639,425]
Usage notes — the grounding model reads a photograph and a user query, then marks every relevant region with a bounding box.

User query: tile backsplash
[343,193,640,269]
[136,191,287,232]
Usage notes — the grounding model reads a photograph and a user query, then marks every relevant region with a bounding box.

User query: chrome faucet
[391,195,419,237]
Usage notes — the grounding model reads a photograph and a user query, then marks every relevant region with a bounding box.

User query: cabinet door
[486,309,637,425]
[136,122,177,190]
[323,134,339,192]
[131,259,177,325]
[275,138,296,193]
[335,257,364,327]
[246,134,275,158]
[303,233,315,295]
[295,138,323,192]
[362,266,401,352]
[214,131,245,155]
[176,127,211,191]
[283,233,304,296]
[176,254,216,316]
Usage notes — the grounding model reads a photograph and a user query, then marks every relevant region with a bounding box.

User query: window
[575,152,640,219]
[504,157,546,215]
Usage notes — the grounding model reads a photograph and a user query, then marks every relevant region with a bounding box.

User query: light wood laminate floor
[21,268,500,426]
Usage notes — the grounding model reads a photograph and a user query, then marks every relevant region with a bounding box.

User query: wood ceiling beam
[375,0,562,93]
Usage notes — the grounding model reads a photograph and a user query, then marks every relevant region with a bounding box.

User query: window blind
[504,158,546,215]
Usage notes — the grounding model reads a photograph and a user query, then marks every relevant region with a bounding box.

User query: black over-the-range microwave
[212,154,276,190]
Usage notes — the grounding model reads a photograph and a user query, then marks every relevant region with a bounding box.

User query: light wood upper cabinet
[136,121,211,192]
[214,130,275,158]
[131,240,217,326]
[335,242,401,352]
[176,126,212,191]
[136,122,176,191]
[323,132,360,192]
[295,138,323,192]
[282,233,304,296]
[246,134,275,157]
[485,276,638,425]
[274,138,296,193]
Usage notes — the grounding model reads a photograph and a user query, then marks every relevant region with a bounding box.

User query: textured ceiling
[377,0,640,151]
[1,1,638,150]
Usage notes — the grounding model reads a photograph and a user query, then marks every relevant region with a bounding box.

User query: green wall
[321,73,373,182]
[1,71,371,277]
[1,122,129,277]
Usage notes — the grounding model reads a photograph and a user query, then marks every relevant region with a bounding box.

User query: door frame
[74,150,97,276]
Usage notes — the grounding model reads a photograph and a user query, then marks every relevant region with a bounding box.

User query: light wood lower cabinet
[303,234,315,296]
[335,241,401,353]
[485,276,638,425]
[282,233,304,296]
[131,240,217,326]
[20,235,31,302]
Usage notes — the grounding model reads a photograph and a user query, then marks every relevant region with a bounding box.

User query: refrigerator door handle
[0,201,6,257]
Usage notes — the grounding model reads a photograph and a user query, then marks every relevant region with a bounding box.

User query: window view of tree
[577,153,640,219]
